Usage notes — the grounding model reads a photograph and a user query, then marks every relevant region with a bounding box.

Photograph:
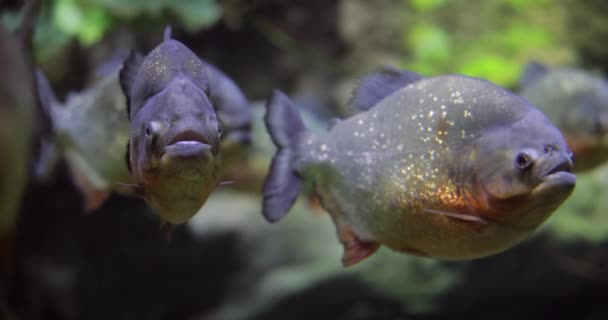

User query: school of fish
[3,22,583,266]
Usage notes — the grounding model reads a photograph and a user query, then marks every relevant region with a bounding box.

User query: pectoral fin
[114,182,145,198]
[337,225,380,267]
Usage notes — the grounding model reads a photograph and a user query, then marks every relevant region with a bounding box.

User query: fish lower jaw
[532,171,576,196]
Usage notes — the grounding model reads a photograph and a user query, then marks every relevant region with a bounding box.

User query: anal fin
[337,226,380,267]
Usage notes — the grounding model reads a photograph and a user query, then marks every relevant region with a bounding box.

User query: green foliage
[457,55,520,85]
[54,0,112,46]
[2,0,222,63]
[409,0,447,12]
[404,24,450,75]
[401,0,571,87]
[506,0,549,10]
[101,0,221,32]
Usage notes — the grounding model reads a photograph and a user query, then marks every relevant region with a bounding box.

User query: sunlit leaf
[409,0,447,12]
[78,6,112,46]
[457,54,520,86]
[506,0,549,10]
[170,0,222,32]
[406,24,450,64]
[53,0,83,34]
[501,25,553,53]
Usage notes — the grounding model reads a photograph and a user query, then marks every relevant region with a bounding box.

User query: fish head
[128,78,222,197]
[470,108,575,230]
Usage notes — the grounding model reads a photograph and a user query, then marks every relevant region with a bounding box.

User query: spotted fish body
[263,69,576,266]
[120,27,225,225]
[520,62,608,172]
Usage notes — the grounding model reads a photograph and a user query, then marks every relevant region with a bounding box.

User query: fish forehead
[131,79,214,126]
[130,39,208,116]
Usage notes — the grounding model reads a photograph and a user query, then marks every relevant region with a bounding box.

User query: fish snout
[539,146,573,177]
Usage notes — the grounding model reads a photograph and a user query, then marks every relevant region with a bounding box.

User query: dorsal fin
[118,51,144,119]
[520,61,549,88]
[163,25,172,41]
[351,66,423,111]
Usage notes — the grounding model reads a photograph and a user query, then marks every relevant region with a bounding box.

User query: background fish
[119,27,224,225]
[520,61,608,172]
[35,67,135,211]
[263,68,576,266]
[0,25,35,249]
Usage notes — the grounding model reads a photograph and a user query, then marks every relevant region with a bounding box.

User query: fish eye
[145,121,162,140]
[514,152,532,170]
[218,123,223,137]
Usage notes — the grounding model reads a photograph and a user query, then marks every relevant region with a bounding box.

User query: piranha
[263,67,576,267]
[119,27,225,226]
[35,67,136,211]
[520,61,608,172]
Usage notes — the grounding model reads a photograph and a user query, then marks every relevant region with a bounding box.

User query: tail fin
[32,70,60,181]
[262,90,307,222]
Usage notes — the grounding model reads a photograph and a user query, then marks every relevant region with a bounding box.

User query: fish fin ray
[423,208,488,224]
[351,66,423,111]
[163,25,172,41]
[262,90,307,222]
[32,69,61,181]
[119,51,144,119]
[114,182,145,198]
[338,226,380,267]
[520,61,548,88]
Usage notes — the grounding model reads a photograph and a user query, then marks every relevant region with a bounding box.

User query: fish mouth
[163,131,215,159]
[532,159,576,196]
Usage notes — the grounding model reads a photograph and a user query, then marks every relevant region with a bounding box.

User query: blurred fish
[202,59,252,170]
[0,25,35,240]
[119,27,224,225]
[35,67,135,211]
[263,67,576,266]
[520,61,608,172]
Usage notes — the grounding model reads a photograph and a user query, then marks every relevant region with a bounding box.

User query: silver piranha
[119,27,225,225]
[35,67,135,211]
[520,61,608,172]
[262,67,576,267]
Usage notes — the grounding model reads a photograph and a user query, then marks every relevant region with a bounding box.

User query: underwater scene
[1,0,607,319]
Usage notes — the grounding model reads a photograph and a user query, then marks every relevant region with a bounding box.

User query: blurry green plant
[1,0,222,63]
[54,0,111,46]
[404,24,450,75]
[403,0,570,87]
[409,0,447,12]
